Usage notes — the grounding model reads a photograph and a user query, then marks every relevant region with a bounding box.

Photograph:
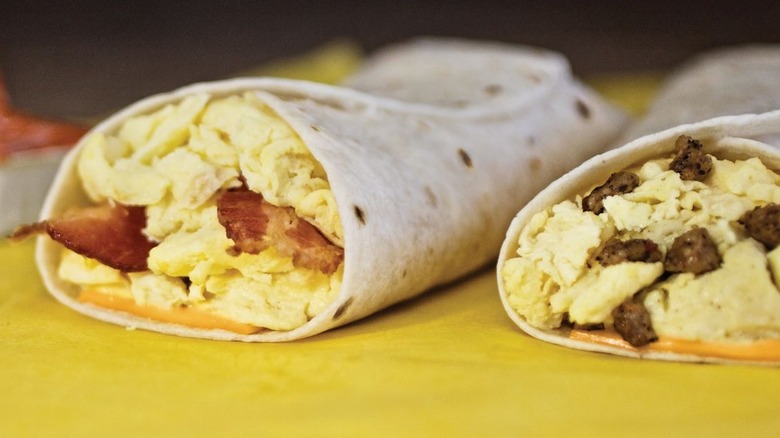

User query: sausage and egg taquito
[498,46,780,364]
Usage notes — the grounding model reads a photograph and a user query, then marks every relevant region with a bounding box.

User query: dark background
[2,0,779,119]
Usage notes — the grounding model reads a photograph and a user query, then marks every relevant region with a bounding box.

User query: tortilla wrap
[34,38,625,342]
[620,44,780,142]
[497,46,780,365]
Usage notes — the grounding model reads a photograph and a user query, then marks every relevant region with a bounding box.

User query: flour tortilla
[36,38,626,341]
[619,44,780,142]
[498,44,780,364]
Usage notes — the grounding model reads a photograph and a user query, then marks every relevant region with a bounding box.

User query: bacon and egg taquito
[18,39,626,341]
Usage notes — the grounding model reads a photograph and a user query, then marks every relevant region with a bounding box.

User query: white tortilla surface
[620,44,780,142]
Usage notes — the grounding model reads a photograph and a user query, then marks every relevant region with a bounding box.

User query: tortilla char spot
[458,148,473,168]
[424,186,438,207]
[384,78,403,91]
[527,135,536,147]
[575,99,591,119]
[529,157,542,173]
[353,205,366,225]
[484,84,503,95]
[321,100,349,112]
[417,119,433,130]
[332,297,354,320]
[522,71,542,83]
[310,124,321,132]
[402,268,408,278]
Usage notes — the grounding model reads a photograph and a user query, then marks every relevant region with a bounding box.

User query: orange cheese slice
[79,289,263,335]
[570,329,780,363]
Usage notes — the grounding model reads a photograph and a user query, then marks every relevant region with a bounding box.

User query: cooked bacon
[217,188,344,275]
[11,204,156,272]
[0,73,89,160]
[8,221,47,240]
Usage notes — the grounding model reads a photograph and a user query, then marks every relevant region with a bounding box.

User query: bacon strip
[0,72,89,160]
[217,189,344,275]
[11,204,156,272]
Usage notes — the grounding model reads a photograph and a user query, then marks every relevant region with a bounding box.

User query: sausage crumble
[596,238,663,266]
[664,228,721,275]
[739,203,780,249]
[582,171,640,214]
[670,135,712,181]
[612,298,658,347]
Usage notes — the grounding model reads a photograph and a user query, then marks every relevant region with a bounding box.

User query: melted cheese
[79,289,263,335]
[570,329,780,363]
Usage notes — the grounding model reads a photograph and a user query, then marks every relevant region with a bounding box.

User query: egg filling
[59,92,344,331]
[502,135,780,348]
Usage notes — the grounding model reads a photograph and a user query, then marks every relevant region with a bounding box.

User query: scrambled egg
[61,92,344,331]
[502,143,780,342]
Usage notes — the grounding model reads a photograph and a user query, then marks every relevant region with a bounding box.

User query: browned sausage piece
[664,228,721,275]
[612,298,658,347]
[582,171,640,214]
[596,238,663,266]
[669,135,712,181]
[739,203,780,249]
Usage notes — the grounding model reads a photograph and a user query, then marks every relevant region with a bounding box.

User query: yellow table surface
[2,46,779,438]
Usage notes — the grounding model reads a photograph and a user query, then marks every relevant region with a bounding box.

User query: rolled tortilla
[498,46,780,365]
[35,38,626,341]
[619,44,780,142]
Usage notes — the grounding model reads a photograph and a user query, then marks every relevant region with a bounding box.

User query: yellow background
[2,44,778,438]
